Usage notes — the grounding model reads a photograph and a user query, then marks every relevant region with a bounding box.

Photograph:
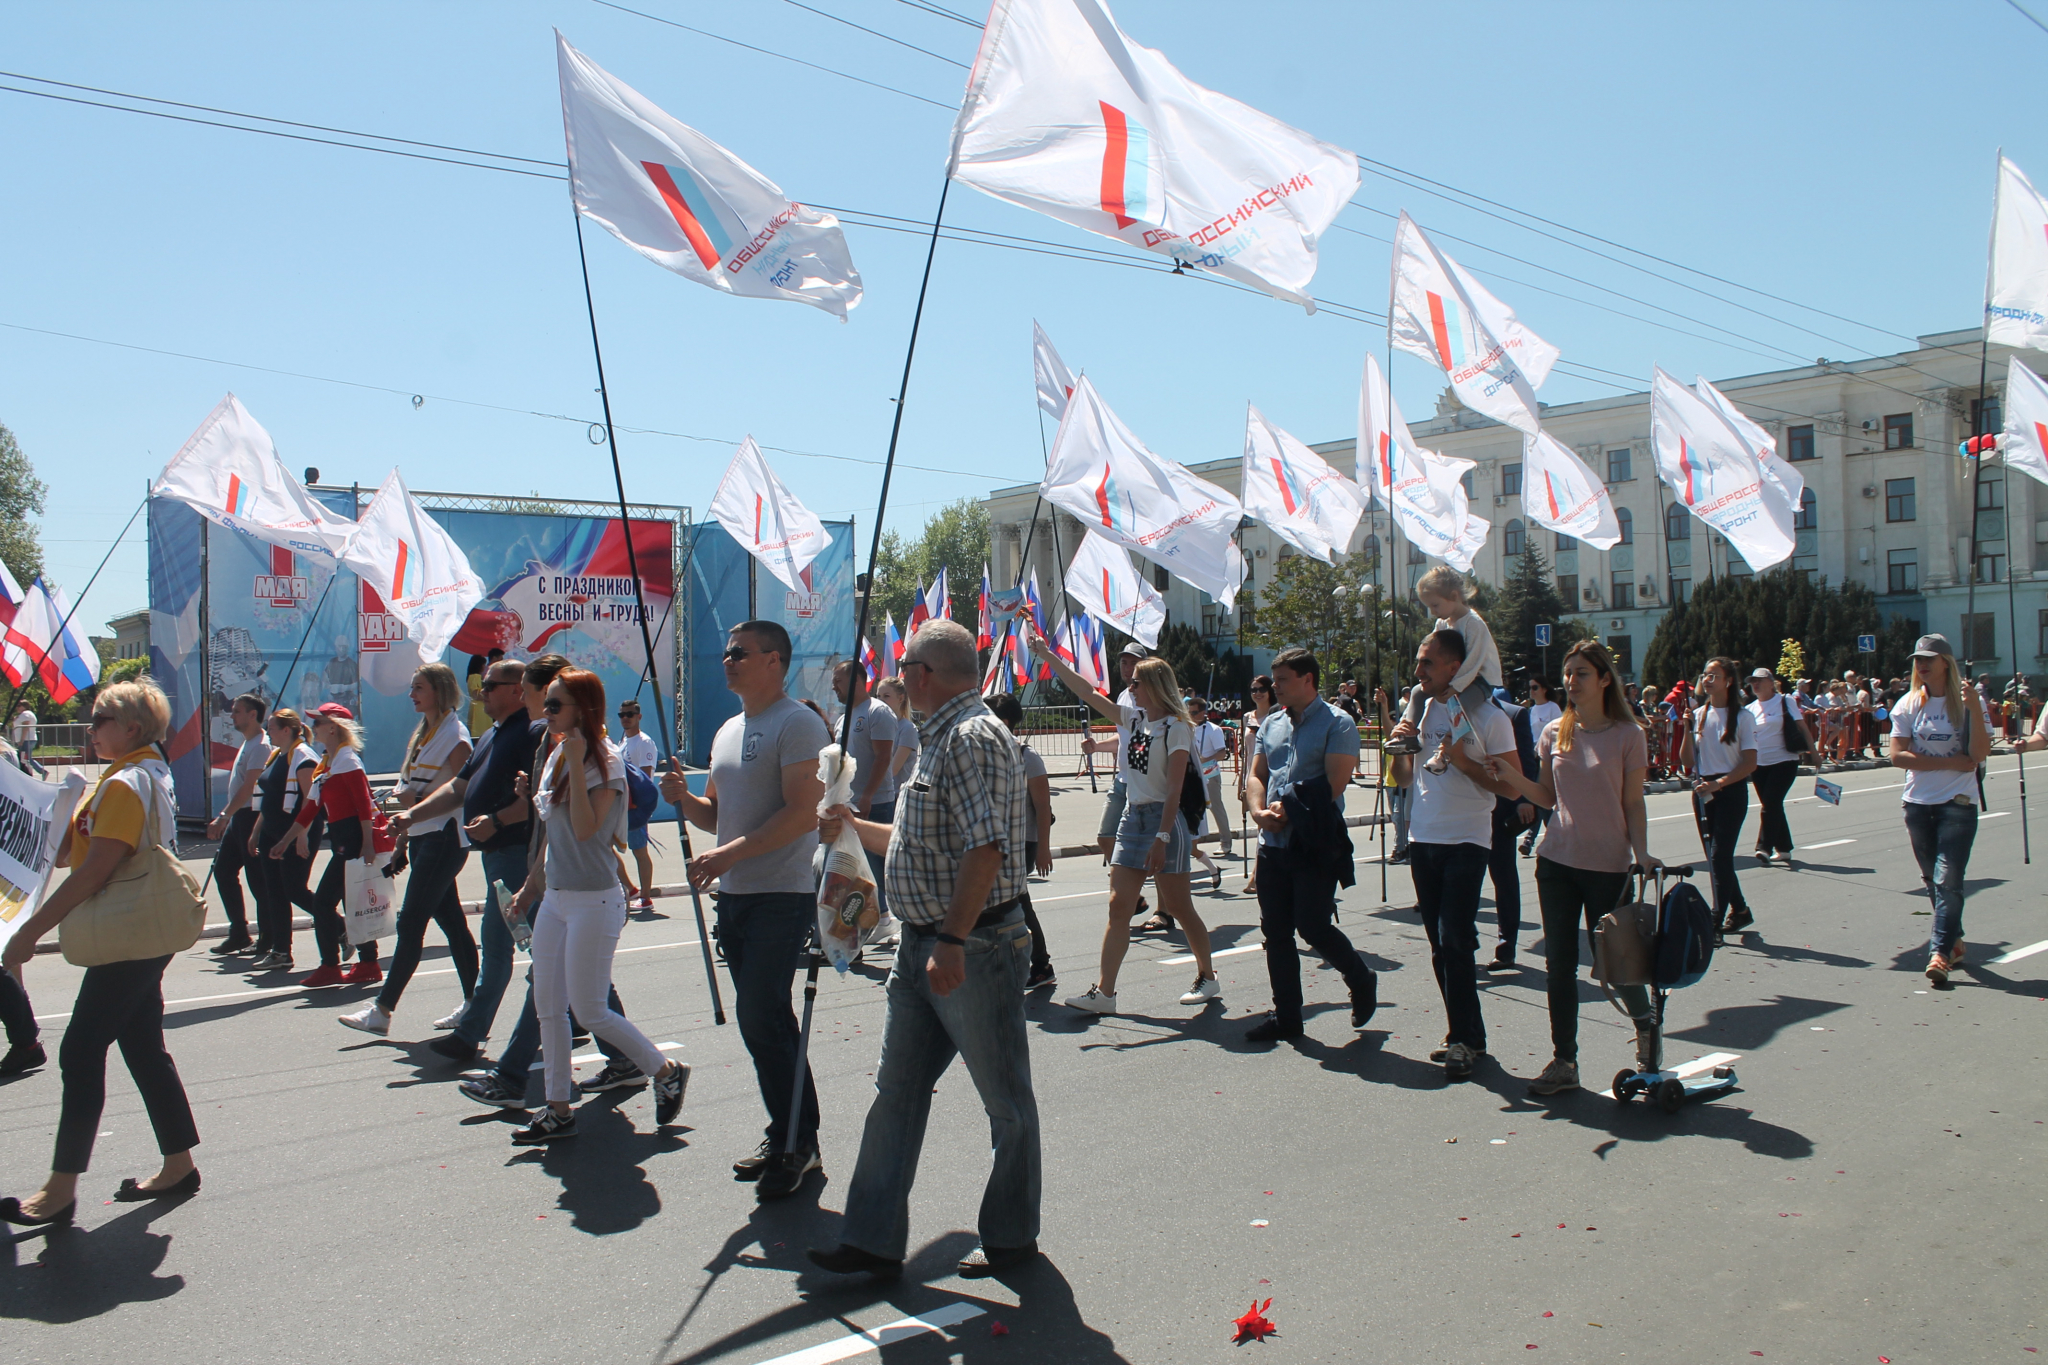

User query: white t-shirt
[401,711,471,835]
[11,711,35,745]
[228,734,271,806]
[1193,721,1229,779]
[1111,687,1139,778]
[1526,701,1562,737]
[1408,696,1516,849]
[1891,693,1978,806]
[618,729,658,775]
[1118,701,1192,807]
[1744,695,1802,766]
[1691,705,1757,777]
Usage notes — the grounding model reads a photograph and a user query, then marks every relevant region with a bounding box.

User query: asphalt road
[2,759,2043,1364]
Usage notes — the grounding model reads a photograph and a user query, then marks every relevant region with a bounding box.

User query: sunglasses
[543,699,567,715]
[480,678,516,692]
[722,645,754,663]
[89,714,117,729]
[618,710,639,718]
[900,658,932,673]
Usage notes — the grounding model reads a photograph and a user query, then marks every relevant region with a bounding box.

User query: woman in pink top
[1485,641,1660,1097]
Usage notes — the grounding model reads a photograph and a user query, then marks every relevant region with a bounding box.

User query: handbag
[1590,872,1657,1013]
[1779,696,1815,759]
[59,771,206,968]
[344,858,398,944]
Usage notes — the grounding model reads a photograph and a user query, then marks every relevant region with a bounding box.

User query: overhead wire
[778,0,969,67]
[892,0,986,28]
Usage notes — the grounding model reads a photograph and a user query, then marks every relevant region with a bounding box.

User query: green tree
[0,421,48,586]
[1641,570,1883,689]
[1490,541,1589,692]
[1149,620,1254,701]
[1245,549,1422,699]
[864,497,990,650]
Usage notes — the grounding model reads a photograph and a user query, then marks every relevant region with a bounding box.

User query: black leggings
[377,825,476,1012]
[1750,760,1799,856]
[1697,783,1751,922]
[53,956,198,1174]
[309,818,376,966]
[1534,858,1651,1063]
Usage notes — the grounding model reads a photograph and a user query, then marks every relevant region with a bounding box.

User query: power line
[2004,0,2048,38]
[893,0,985,28]
[589,0,956,108]
[779,0,969,67]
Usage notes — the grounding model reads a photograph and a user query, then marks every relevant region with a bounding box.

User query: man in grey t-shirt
[664,620,829,1200]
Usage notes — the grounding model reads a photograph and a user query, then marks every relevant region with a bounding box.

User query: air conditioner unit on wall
[1583,587,1600,602]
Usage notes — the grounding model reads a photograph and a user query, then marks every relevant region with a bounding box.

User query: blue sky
[4,0,2045,628]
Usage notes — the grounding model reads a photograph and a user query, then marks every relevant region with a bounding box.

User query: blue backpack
[623,761,659,829]
[1654,879,1717,989]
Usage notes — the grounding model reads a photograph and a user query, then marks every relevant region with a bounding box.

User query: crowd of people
[0,578,2022,1275]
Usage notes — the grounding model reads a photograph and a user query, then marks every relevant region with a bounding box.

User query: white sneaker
[338,1005,391,1036]
[1063,984,1118,1015]
[432,1002,468,1031]
[1178,975,1222,1006]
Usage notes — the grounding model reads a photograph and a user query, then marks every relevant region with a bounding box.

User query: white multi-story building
[984,327,2037,683]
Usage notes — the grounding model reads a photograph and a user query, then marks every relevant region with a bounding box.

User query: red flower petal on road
[990,1321,1009,1337]
[1232,1299,1277,1343]
[1542,1311,1554,1317]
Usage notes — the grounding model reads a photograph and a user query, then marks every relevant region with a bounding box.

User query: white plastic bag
[345,859,398,944]
[815,744,877,974]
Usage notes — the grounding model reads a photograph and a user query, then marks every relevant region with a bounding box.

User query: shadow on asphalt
[0,1197,189,1322]
[1716,935,1873,969]
[508,1092,689,1236]
[1666,994,1848,1050]
[655,1227,1130,1365]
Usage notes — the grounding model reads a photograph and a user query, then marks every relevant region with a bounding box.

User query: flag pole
[269,571,340,713]
[3,495,146,721]
[571,210,726,1027]
[1980,147,2028,861]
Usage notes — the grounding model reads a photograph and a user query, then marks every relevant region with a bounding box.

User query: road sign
[1534,623,1552,647]
[1857,633,1876,653]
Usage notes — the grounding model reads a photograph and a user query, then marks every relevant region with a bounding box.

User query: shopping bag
[344,859,398,944]
[814,744,877,974]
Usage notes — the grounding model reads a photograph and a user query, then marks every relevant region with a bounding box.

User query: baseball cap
[1912,634,1954,659]
[312,702,354,721]
[1120,642,1150,660]
[1750,667,1774,680]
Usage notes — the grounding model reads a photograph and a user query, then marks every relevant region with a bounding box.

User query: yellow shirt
[70,748,159,866]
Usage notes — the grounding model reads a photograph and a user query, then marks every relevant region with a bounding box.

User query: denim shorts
[1114,799,1191,874]
[626,825,649,851]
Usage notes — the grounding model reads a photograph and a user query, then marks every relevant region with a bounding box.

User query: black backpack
[1654,879,1716,989]
[1178,752,1209,834]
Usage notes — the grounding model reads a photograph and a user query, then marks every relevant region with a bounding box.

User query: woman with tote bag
[1,680,204,1226]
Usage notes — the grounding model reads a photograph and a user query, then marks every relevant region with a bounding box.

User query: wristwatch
[1154,830,1172,842]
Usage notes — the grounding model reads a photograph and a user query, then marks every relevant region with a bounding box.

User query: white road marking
[1981,811,2011,819]
[571,1041,682,1066]
[1157,943,1263,966]
[1991,938,2048,964]
[1802,838,1856,850]
[752,1301,985,1365]
[1596,1051,1742,1099]
[1028,890,1109,903]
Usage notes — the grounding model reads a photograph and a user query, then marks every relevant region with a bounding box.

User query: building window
[2038,608,2048,658]
[1883,413,1913,449]
[1461,470,1475,498]
[1669,575,1691,604]
[1972,395,2002,437]
[1611,577,1634,609]
[1964,612,1996,663]
[1793,488,1816,530]
[1556,531,1576,552]
[1363,533,1381,569]
[1503,518,1525,556]
[1556,574,1578,605]
[1978,551,2006,584]
[1786,425,1816,461]
[1727,554,1752,584]
[1887,548,1918,594]
[1885,478,1916,523]
[1607,447,1632,483]
[1615,507,1633,545]
[1605,634,1633,678]
[1408,541,1426,565]
[1201,604,1220,637]
[1977,475,2006,543]
[1501,462,1521,496]
[1665,503,1690,541]
[1153,564,1170,591]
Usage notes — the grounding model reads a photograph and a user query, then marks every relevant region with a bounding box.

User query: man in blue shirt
[1243,648,1378,1044]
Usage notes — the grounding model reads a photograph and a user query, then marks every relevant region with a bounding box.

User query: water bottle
[495,880,532,951]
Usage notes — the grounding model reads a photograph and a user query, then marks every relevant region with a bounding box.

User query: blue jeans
[1390,785,1411,852]
[840,911,1040,1260]
[717,891,821,1150]
[864,800,895,921]
[1409,841,1489,1051]
[491,974,626,1087]
[1904,799,1977,956]
[456,844,529,1046]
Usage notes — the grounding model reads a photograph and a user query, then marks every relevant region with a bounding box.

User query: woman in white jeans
[507,667,689,1144]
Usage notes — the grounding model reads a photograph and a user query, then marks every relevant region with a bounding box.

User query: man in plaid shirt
[807,619,1041,1281]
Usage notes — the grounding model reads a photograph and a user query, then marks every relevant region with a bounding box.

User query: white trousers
[531,885,666,1103]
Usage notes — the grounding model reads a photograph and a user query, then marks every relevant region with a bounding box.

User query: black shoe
[806,1243,901,1277]
[959,1241,1038,1277]
[1724,907,1755,932]
[1024,964,1057,991]
[1245,1013,1304,1044]
[0,1196,74,1226]
[756,1146,821,1200]
[653,1062,691,1125]
[732,1138,776,1181]
[114,1169,200,1202]
[458,1073,529,1109]
[1130,896,1150,918]
[427,1034,480,1066]
[210,935,252,956]
[1350,977,1378,1030]
[1210,866,1223,892]
[510,1109,577,1144]
[576,1059,646,1093]
[1386,846,1411,866]
[0,1041,47,1075]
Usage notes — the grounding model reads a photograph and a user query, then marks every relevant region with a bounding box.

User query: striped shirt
[883,689,1028,927]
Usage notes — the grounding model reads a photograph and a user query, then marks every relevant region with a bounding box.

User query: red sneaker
[345,960,383,986]
[300,964,347,988]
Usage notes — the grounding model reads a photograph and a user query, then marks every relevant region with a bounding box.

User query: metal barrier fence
[19,722,91,765]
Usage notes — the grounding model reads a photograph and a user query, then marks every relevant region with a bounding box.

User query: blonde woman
[1890,635,1989,987]
[1,681,200,1224]
[343,664,475,1036]
[1484,641,1660,1094]
[1028,628,1221,1014]
[274,703,380,987]
[875,676,920,791]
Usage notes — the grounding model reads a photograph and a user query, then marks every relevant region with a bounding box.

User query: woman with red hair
[506,669,688,1144]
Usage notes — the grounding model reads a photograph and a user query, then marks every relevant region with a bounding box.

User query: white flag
[948,0,1359,310]
[1443,503,1490,576]
[1356,354,1469,561]
[1650,368,1795,572]
[1693,374,1804,538]
[1064,528,1164,647]
[3,579,100,704]
[2001,357,2048,489]
[557,32,862,319]
[1521,430,1621,551]
[708,437,829,594]
[150,395,354,562]
[1988,156,2048,353]
[1241,404,1365,564]
[1389,212,1559,436]
[1041,374,1243,602]
[338,472,485,662]
[1033,321,1078,420]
